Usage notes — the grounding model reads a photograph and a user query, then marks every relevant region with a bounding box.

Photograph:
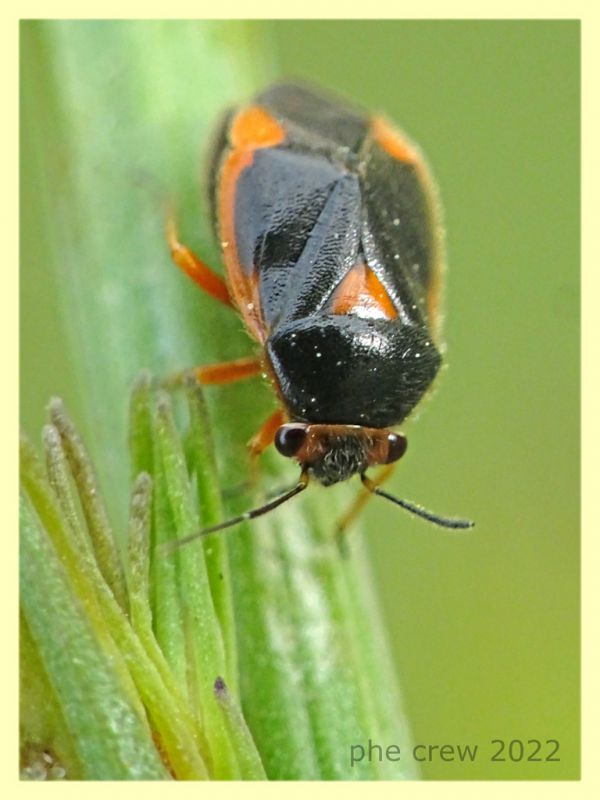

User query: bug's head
[274,423,407,486]
[162,423,472,553]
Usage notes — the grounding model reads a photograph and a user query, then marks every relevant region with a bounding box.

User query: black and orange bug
[167,82,473,543]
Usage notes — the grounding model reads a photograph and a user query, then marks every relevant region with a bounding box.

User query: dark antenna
[361,474,474,530]
[161,472,310,554]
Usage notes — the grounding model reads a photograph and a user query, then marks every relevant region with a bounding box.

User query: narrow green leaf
[185,375,238,696]
[49,398,128,611]
[129,372,155,479]
[147,424,189,691]
[213,677,267,781]
[125,469,213,772]
[155,393,240,779]
[126,472,153,634]
[43,424,91,556]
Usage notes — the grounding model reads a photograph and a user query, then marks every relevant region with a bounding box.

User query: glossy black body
[210,83,442,430]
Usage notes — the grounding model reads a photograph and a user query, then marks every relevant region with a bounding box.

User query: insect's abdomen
[208,82,445,427]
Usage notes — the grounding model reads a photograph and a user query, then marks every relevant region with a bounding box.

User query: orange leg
[248,408,285,460]
[218,407,285,501]
[246,408,285,488]
[336,463,397,539]
[166,214,232,307]
[196,357,262,385]
[163,356,262,389]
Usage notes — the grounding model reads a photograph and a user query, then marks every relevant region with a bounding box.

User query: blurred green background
[21,21,579,779]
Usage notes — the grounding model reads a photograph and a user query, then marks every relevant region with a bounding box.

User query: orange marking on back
[373,115,445,341]
[372,116,419,165]
[216,106,286,343]
[219,150,264,341]
[331,263,398,320]
[230,105,286,150]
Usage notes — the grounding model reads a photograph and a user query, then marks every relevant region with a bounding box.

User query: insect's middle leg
[196,357,262,385]
[164,356,262,390]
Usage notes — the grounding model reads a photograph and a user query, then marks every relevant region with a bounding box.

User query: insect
[167,81,473,544]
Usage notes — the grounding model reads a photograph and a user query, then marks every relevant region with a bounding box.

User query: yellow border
[8,2,596,796]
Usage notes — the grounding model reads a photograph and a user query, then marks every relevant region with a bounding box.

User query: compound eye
[274,424,307,458]
[386,433,407,464]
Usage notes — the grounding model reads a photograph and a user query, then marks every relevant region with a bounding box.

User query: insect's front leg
[335,462,398,544]
[248,408,285,461]
[219,408,287,500]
